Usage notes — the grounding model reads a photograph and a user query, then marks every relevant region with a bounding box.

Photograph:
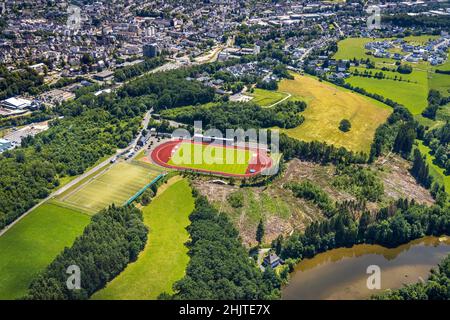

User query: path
[267,93,292,108]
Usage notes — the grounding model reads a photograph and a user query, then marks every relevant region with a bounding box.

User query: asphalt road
[0,110,152,237]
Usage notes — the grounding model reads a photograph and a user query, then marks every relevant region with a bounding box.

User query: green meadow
[334,36,450,115]
[0,203,90,300]
[347,66,428,115]
[92,178,194,300]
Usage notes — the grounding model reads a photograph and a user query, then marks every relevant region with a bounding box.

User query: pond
[282,236,450,300]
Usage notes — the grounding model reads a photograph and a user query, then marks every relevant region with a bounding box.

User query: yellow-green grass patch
[0,203,90,300]
[60,162,162,214]
[277,73,392,153]
[249,88,289,107]
[92,178,194,300]
[168,142,252,175]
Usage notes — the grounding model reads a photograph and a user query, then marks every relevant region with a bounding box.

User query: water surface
[282,236,450,300]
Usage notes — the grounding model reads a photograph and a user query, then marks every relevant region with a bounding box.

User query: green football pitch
[168,142,253,175]
[59,162,163,214]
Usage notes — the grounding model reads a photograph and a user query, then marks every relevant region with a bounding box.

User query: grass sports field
[58,162,163,214]
[150,140,273,177]
[248,88,289,107]
[92,178,194,300]
[278,73,392,153]
[0,203,90,300]
[169,141,251,174]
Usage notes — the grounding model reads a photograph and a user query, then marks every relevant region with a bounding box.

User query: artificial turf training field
[168,141,252,175]
[59,162,163,214]
[0,202,90,300]
[278,73,392,153]
[92,178,194,300]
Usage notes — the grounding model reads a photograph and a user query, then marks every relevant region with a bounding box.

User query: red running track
[150,139,273,178]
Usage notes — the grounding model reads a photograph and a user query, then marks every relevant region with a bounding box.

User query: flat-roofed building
[1,97,33,110]
[0,138,12,152]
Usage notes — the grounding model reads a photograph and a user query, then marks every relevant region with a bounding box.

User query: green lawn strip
[92,178,194,300]
[0,203,90,300]
[416,140,450,194]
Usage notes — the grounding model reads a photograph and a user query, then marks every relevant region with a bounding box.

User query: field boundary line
[266,92,292,108]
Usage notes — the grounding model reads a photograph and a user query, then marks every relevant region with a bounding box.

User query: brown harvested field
[278,74,392,153]
[193,157,434,247]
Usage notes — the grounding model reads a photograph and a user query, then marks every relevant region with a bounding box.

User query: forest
[118,68,215,111]
[279,133,368,165]
[0,64,217,229]
[25,205,147,300]
[161,100,307,130]
[0,65,44,99]
[162,192,282,300]
[274,198,450,261]
[113,56,166,82]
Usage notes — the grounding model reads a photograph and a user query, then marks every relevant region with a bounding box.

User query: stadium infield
[149,140,273,178]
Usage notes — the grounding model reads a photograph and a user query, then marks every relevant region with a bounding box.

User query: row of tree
[161,100,307,130]
[279,133,368,165]
[422,122,450,174]
[0,65,44,99]
[422,90,450,120]
[25,205,147,300]
[274,198,450,261]
[113,56,166,82]
[162,192,282,300]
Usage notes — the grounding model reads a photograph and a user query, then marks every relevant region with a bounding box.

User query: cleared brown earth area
[374,154,435,206]
[193,157,434,247]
